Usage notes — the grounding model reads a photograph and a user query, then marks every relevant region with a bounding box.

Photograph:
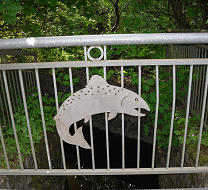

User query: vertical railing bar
[84,46,88,62]
[0,120,10,170]
[14,70,21,102]
[194,48,200,111]
[151,65,159,169]
[0,71,11,129]
[184,45,186,58]
[52,68,66,170]
[103,45,110,170]
[121,66,125,170]
[31,70,36,92]
[190,66,194,111]
[198,49,205,114]
[26,70,32,95]
[137,65,141,169]
[104,45,107,61]
[166,65,176,168]
[0,55,4,63]
[84,46,95,170]
[29,71,33,90]
[68,67,81,170]
[11,70,19,110]
[196,66,203,114]
[195,65,208,167]
[188,45,190,58]
[28,70,32,93]
[3,55,7,63]
[181,46,184,58]
[178,45,181,58]
[204,49,208,124]
[0,88,8,135]
[175,45,178,58]
[2,70,24,170]
[35,69,52,171]
[33,71,37,91]
[18,69,38,170]
[24,71,29,98]
[7,71,16,112]
[14,70,21,106]
[88,101,95,168]
[181,65,193,168]
[198,65,204,113]
[27,70,31,90]
[191,48,198,112]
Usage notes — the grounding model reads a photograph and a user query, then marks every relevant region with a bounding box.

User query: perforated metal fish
[54,75,150,149]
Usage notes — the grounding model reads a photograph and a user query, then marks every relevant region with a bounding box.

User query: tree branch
[111,0,120,33]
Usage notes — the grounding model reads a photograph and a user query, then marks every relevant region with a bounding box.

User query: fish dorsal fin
[86,75,109,87]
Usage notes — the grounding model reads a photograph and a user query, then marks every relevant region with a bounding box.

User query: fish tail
[69,127,91,149]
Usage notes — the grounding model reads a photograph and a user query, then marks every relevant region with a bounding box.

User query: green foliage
[0,0,23,24]
[174,112,208,147]
[139,67,180,149]
[122,64,203,149]
[0,88,56,168]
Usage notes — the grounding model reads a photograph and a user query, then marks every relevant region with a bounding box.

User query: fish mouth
[133,104,150,112]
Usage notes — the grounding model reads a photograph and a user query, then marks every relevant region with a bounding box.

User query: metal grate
[0,33,208,175]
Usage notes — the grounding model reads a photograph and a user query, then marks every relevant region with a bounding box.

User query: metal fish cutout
[54,75,150,149]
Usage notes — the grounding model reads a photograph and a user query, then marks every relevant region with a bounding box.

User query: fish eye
[135,98,138,101]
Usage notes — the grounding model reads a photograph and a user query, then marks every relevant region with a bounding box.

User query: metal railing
[0,33,208,175]
[166,44,208,125]
[0,50,37,135]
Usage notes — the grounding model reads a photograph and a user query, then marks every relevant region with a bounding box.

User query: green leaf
[0,5,5,12]
[63,74,69,80]
[141,77,145,83]
[73,78,79,84]
[143,84,150,92]
[61,81,70,85]
[159,107,164,114]
[132,17,141,29]
[49,98,55,103]
[59,72,63,77]
[149,92,156,103]
[2,14,17,23]
[147,78,154,86]
[131,77,138,85]
[142,93,147,100]
[138,51,145,57]
[122,18,132,27]
[56,77,61,82]
[187,8,196,19]
[7,128,14,135]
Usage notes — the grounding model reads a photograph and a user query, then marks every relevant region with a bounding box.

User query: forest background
[1,0,208,39]
[0,0,208,62]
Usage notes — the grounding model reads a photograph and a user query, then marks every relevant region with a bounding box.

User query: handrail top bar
[0,59,208,70]
[0,33,208,50]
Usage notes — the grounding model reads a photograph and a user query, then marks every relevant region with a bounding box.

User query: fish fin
[108,111,117,120]
[86,75,109,87]
[69,127,91,149]
[84,115,90,123]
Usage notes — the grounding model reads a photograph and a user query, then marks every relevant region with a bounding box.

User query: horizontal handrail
[0,59,208,70]
[1,167,208,175]
[0,33,208,50]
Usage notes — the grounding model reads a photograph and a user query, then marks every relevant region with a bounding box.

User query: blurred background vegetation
[0,0,208,62]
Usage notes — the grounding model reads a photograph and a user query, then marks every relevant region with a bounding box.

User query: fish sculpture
[54,75,150,149]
